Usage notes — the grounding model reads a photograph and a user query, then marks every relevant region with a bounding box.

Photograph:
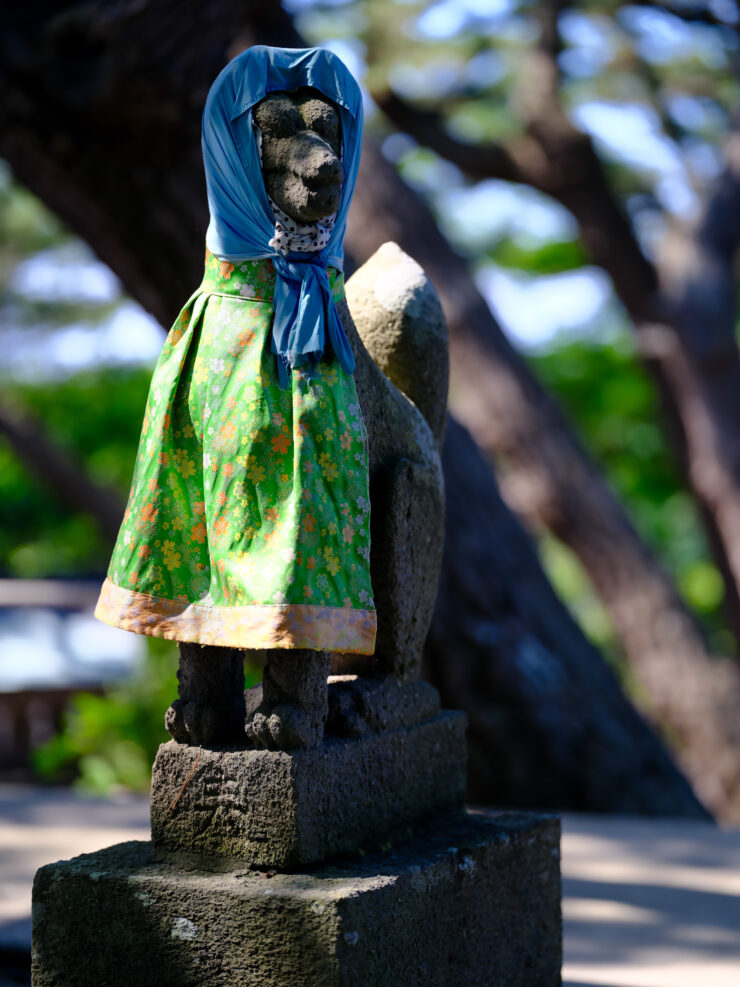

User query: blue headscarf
[202,45,363,387]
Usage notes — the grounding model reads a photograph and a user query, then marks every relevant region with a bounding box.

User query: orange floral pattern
[95,251,376,654]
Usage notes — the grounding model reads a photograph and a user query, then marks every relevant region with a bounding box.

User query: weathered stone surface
[166,643,246,746]
[326,674,441,736]
[32,811,561,987]
[151,710,466,868]
[328,246,448,682]
[254,88,342,222]
[245,648,332,750]
[244,674,442,740]
[345,241,449,444]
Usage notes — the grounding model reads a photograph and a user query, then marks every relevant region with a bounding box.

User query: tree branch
[373,85,659,317]
[373,89,526,182]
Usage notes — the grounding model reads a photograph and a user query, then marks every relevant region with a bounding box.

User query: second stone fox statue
[95,45,448,752]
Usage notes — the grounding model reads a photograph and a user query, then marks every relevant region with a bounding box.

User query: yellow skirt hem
[94,578,377,655]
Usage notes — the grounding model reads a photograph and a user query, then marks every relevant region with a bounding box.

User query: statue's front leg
[165,643,246,746]
[246,649,331,750]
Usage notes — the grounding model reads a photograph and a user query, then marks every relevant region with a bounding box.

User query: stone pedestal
[32,811,561,987]
[151,710,467,867]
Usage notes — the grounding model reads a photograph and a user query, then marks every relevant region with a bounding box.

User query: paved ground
[1,786,739,985]
[562,814,740,986]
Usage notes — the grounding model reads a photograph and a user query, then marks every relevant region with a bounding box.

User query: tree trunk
[432,419,709,816]
[523,120,740,649]
[0,0,720,817]
[347,139,740,818]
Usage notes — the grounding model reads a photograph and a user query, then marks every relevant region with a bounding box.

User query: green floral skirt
[95,250,376,654]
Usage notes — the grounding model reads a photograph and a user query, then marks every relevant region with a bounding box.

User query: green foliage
[0,367,151,577]
[487,238,588,275]
[529,334,732,655]
[9,367,151,490]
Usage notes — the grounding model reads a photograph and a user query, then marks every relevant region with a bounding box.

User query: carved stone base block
[150,710,467,868]
[32,812,561,987]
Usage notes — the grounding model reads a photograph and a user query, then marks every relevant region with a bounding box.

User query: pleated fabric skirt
[95,250,376,654]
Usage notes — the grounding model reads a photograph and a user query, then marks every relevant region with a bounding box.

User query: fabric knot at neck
[271,251,355,389]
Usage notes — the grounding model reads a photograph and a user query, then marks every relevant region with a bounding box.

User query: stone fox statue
[94,46,448,750]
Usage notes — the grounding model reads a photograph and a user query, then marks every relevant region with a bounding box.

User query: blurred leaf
[680,560,724,613]
[487,237,588,274]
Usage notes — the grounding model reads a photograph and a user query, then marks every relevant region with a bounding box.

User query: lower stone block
[32,811,561,987]
[150,710,467,868]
